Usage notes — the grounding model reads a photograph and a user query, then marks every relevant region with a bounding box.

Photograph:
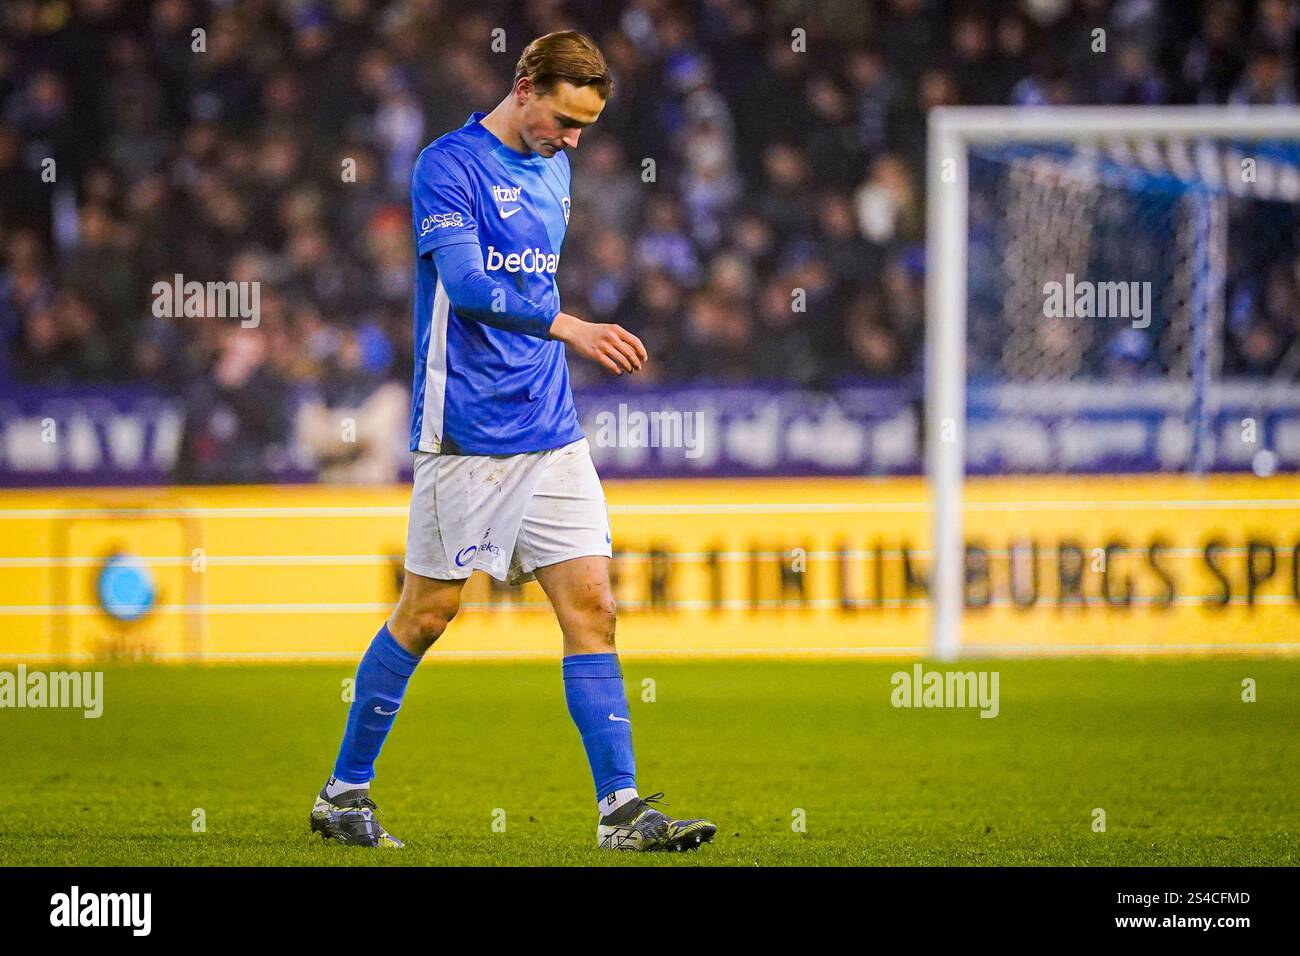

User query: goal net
[925,107,1300,658]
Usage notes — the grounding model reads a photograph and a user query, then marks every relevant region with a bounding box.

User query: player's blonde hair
[514,31,613,100]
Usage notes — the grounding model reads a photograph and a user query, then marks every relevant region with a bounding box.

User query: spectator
[176,327,295,483]
[296,329,410,484]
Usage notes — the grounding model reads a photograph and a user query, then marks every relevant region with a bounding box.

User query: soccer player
[310,31,716,853]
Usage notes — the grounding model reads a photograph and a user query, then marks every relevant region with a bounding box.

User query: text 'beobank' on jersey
[409,111,583,456]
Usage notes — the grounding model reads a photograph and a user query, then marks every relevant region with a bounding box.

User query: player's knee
[395,593,459,649]
[575,590,617,646]
[421,595,461,637]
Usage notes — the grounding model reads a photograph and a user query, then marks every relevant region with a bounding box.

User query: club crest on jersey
[562,196,570,224]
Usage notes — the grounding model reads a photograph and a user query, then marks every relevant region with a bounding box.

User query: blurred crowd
[1,0,1299,480]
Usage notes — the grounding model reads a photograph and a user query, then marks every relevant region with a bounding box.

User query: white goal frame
[924,106,1300,660]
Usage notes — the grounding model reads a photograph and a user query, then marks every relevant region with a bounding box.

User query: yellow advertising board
[0,475,1296,661]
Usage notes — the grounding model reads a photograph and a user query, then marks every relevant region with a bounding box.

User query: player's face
[519,80,605,156]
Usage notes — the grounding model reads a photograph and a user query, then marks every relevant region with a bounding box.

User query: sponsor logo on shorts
[455,539,501,567]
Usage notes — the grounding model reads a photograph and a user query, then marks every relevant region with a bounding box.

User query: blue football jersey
[409,111,583,455]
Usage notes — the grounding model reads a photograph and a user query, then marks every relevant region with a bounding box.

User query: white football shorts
[404,437,613,585]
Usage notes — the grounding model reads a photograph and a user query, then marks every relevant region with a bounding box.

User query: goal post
[925,106,1300,660]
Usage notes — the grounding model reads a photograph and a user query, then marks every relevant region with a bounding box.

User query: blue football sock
[331,623,422,784]
[562,653,637,804]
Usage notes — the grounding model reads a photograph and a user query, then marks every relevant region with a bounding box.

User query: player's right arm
[413,149,557,338]
[412,148,645,374]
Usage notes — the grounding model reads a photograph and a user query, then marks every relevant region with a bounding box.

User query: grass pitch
[3,658,1296,866]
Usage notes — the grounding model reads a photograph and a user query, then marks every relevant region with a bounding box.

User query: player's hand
[548,312,648,375]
